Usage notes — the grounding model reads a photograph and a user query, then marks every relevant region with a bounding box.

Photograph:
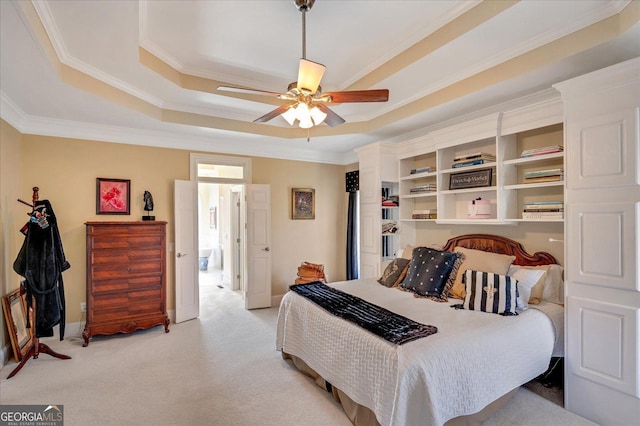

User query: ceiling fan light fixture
[309,105,327,125]
[282,106,297,126]
[297,59,326,94]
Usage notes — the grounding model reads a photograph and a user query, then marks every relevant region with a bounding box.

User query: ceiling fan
[217,0,389,129]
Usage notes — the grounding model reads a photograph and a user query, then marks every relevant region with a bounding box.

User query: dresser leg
[164,317,170,333]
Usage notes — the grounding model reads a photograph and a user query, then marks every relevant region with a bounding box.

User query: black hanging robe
[13,200,70,340]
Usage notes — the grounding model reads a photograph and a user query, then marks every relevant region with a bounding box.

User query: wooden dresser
[83,221,170,346]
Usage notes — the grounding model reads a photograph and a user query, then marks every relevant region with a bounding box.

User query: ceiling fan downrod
[295,0,315,60]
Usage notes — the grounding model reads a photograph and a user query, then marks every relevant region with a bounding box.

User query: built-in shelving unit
[396,106,565,226]
[500,123,564,222]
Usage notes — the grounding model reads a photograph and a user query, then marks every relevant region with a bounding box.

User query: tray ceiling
[1,0,639,164]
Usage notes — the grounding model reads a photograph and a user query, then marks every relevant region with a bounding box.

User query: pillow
[398,245,415,260]
[507,265,546,311]
[378,258,410,287]
[461,270,518,315]
[448,247,516,299]
[508,264,563,305]
[542,264,564,305]
[400,247,463,301]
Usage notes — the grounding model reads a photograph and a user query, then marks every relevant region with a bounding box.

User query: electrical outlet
[80,302,86,313]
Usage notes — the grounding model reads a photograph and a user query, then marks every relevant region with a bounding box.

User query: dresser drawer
[91,289,163,321]
[89,235,163,250]
[90,260,163,280]
[90,247,162,264]
[88,223,166,236]
[91,275,162,294]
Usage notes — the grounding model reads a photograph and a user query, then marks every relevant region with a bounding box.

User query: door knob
[262,247,270,252]
[177,252,188,258]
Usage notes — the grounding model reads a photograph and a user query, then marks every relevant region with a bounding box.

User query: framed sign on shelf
[449,168,493,190]
[292,188,315,220]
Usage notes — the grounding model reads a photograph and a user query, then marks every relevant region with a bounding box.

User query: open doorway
[197,183,244,309]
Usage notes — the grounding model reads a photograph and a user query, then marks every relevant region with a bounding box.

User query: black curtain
[346,171,359,280]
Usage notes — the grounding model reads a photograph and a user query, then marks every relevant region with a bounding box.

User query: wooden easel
[8,187,71,379]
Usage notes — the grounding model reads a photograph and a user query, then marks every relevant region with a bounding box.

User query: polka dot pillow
[400,247,463,301]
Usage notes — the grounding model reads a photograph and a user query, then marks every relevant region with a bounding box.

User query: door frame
[189,153,252,296]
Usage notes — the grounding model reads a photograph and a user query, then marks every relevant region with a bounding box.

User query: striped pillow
[462,270,518,315]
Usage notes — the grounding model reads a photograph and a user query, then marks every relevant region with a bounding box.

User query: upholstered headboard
[442,234,557,266]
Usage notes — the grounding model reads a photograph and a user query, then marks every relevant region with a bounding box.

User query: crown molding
[0,94,354,165]
[31,0,164,107]
[0,91,28,131]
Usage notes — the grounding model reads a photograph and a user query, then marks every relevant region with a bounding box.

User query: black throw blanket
[290,282,437,345]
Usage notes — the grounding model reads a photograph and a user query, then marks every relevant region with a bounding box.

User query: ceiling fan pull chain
[307,128,311,142]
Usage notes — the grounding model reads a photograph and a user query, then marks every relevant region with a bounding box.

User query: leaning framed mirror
[2,286,34,361]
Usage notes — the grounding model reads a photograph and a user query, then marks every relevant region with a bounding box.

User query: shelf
[401,192,437,199]
[439,186,497,195]
[382,233,400,236]
[400,171,438,180]
[502,152,564,165]
[400,218,436,222]
[435,219,516,226]
[509,218,564,223]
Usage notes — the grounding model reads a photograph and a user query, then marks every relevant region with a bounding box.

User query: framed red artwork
[96,178,130,215]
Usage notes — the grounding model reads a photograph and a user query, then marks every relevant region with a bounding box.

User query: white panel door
[174,180,199,323]
[557,58,640,426]
[245,184,271,309]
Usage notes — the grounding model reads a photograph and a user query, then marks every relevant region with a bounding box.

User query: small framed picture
[292,188,315,220]
[96,178,131,215]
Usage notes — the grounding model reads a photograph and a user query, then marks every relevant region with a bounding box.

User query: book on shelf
[523,168,563,178]
[451,158,493,168]
[412,209,437,219]
[523,201,563,209]
[522,211,564,219]
[523,175,563,183]
[521,145,563,157]
[454,152,496,161]
[410,167,431,174]
[410,184,437,193]
[523,208,564,212]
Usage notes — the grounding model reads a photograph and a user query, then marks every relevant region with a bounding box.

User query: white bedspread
[276,279,557,426]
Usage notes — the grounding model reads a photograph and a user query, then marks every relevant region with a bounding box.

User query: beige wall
[253,157,347,295]
[1,120,25,349]
[0,125,349,332]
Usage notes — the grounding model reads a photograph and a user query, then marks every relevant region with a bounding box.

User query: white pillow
[542,264,564,305]
[507,265,546,311]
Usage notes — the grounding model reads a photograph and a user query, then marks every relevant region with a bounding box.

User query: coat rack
[8,187,71,379]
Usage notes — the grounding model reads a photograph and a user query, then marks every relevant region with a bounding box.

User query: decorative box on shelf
[467,198,491,219]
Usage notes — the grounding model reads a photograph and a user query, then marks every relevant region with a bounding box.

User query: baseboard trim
[271,293,284,307]
[1,343,11,367]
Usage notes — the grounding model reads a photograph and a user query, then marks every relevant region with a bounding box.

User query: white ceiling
[1,0,639,164]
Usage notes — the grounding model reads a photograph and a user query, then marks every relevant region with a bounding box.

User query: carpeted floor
[0,285,594,426]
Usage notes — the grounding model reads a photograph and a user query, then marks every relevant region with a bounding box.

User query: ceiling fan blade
[217,85,282,98]
[315,103,345,127]
[254,104,294,123]
[320,89,389,103]
[297,59,325,94]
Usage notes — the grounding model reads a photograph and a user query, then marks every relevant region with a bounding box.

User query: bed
[276,234,564,426]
